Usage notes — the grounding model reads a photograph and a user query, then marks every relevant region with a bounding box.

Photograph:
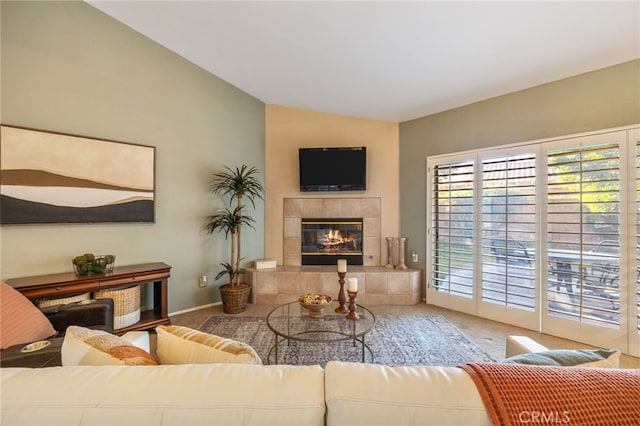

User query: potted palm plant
[205,165,264,314]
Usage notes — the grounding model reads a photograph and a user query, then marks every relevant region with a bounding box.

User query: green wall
[399,59,640,294]
[0,1,265,312]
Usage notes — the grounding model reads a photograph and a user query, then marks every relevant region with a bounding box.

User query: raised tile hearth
[248,265,421,306]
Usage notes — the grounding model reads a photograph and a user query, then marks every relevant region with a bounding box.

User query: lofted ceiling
[86,1,640,123]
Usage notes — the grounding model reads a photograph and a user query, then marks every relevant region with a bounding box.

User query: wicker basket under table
[36,292,91,308]
[94,285,140,329]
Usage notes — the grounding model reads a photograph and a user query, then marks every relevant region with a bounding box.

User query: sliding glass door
[427,127,639,355]
[542,132,627,350]
[477,149,539,329]
[428,156,476,315]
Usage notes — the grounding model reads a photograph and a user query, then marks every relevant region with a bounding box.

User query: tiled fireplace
[249,197,422,306]
[283,198,381,266]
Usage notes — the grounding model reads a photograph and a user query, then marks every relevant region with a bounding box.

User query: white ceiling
[86,1,639,122]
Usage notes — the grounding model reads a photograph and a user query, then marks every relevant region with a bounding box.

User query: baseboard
[169,301,221,317]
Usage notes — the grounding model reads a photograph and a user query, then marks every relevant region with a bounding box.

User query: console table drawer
[19,282,98,299]
[100,272,167,288]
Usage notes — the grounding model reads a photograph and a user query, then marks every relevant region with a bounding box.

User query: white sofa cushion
[324,361,490,426]
[0,364,326,426]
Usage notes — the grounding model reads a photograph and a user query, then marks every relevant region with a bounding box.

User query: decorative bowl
[298,293,332,319]
[72,254,116,275]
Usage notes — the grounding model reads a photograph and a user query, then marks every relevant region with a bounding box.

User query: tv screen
[299,147,366,192]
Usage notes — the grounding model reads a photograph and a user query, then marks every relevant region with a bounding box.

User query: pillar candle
[337,259,347,273]
[347,278,358,292]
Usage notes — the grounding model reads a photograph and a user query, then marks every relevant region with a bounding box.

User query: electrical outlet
[198,275,207,287]
[411,252,418,263]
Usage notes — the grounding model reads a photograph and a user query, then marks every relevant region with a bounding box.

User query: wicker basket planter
[94,285,140,329]
[220,283,250,314]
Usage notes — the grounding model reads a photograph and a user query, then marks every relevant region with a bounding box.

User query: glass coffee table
[266,300,376,365]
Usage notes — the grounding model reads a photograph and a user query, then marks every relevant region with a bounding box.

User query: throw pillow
[1,281,57,350]
[155,325,262,365]
[61,325,157,366]
[502,348,620,368]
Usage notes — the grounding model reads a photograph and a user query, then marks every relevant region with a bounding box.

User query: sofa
[2,332,637,426]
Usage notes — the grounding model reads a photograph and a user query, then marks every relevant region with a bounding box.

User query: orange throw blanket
[459,363,640,426]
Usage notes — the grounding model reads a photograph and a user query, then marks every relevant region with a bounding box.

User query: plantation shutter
[546,141,622,327]
[481,153,537,311]
[430,161,475,298]
[636,139,640,337]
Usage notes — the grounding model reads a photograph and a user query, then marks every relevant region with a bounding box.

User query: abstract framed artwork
[1,125,155,224]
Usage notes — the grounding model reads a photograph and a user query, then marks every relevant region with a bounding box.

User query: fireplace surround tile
[283,217,301,238]
[254,271,278,296]
[321,272,339,295]
[300,273,322,294]
[284,237,301,259]
[322,199,342,217]
[278,272,300,295]
[340,199,362,217]
[388,272,411,293]
[284,198,303,217]
[302,199,323,217]
[362,198,381,218]
[367,273,387,295]
[363,218,380,237]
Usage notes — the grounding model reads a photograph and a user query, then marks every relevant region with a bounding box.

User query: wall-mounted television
[299,147,366,192]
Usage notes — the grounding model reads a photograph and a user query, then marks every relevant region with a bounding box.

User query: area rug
[198,314,495,366]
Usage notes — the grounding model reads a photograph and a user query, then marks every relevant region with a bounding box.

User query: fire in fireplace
[301,218,363,265]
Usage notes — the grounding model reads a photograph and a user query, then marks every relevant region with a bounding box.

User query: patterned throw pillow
[1,281,57,349]
[502,348,620,368]
[61,326,157,366]
[156,325,262,365]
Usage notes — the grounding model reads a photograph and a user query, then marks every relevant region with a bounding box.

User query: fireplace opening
[301,218,363,265]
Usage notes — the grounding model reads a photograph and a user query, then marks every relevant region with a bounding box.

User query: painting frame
[1,125,156,225]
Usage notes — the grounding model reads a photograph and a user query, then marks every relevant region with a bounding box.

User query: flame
[321,229,357,250]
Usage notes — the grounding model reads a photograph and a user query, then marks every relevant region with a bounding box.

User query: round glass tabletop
[266,299,376,364]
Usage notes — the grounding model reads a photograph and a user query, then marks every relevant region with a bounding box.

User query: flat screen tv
[299,147,366,192]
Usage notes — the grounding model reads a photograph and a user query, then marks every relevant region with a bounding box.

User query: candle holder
[346,291,360,320]
[335,272,348,313]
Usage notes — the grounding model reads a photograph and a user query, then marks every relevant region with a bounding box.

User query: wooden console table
[6,262,171,334]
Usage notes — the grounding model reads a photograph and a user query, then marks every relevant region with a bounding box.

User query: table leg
[352,317,357,347]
